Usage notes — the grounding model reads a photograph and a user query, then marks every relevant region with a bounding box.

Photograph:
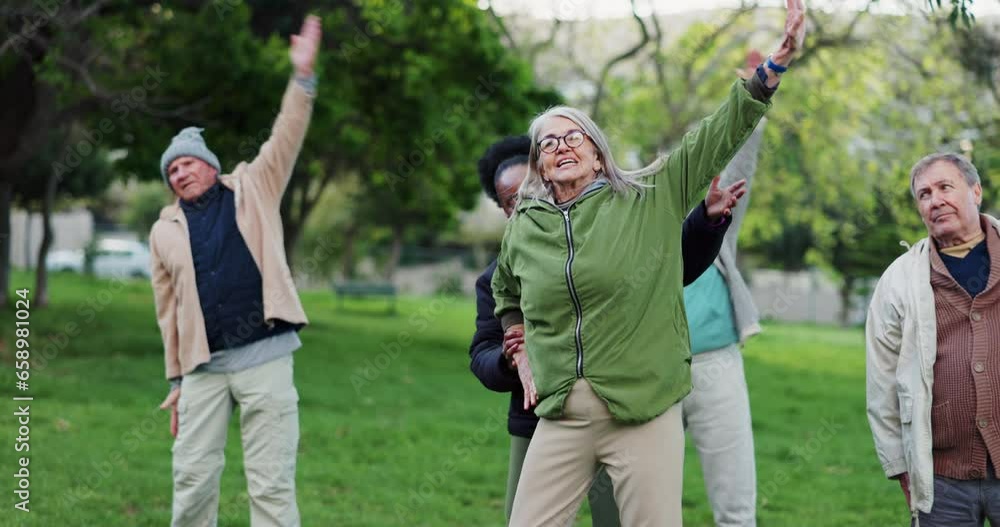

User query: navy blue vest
[181,182,296,352]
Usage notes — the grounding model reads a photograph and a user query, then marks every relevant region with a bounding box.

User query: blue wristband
[766,55,788,73]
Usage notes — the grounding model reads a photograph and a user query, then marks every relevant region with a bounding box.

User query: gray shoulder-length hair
[518,105,665,202]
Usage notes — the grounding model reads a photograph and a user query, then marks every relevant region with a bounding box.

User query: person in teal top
[681,52,768,524]
[685,266,741,353]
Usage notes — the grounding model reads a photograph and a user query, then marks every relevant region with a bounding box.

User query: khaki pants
[510,379,684,527]
[172,355,300,527]
[682,345,757,527]
[506,435,621,526]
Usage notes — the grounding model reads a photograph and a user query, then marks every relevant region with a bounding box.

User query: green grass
[0,271,906,526]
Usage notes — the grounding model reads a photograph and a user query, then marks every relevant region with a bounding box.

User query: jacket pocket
[931,400,956,450]
[899,393,914,424]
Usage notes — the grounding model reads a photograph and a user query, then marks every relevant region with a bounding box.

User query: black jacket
[469,200,732,438]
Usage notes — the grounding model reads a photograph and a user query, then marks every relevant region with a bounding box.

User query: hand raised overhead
[290,15,322,77]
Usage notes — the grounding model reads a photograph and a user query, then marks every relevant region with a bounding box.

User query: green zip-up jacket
[492,79,771,423]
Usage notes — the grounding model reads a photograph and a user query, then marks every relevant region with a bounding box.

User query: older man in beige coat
[150,16,320,527]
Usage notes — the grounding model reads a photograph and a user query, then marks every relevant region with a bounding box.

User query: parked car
[46,239,151,279]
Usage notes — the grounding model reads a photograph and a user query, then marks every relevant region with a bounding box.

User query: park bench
[332,280,397,314]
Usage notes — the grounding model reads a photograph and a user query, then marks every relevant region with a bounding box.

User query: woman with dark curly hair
[469,135,747,525]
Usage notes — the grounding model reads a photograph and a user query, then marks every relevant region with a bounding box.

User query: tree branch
[591,0,651,120]
[487,5,518,50]
[526,20,563,65]
[795,0,874,66]
[54,54,210,120]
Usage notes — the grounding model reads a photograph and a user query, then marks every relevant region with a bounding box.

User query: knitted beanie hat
[159,127,221,186]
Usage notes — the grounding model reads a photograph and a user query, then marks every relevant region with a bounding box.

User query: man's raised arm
[245,15,321,203]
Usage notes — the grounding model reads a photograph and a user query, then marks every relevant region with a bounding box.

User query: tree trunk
[0,179,10,308]
[839,275,855,327]
[34,170,58,307]
[382,223,405,280]
[280,167,336,273]
[341,222,359,280]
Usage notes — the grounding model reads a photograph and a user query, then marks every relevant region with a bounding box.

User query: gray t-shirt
[169,331,301,391]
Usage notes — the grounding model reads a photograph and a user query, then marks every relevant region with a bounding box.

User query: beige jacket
[866,214,1000,518]
[150,78,313,379]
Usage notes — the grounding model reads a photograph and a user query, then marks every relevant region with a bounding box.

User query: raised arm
[244,15,321,204]
[658,0,804,213]
[680,174,748,285]
[718,118,766,254]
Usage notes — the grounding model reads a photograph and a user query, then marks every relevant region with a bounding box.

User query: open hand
[290,15,322,77]
[159,388,180,438]
[705,175,747,220]
[771,0,807,67]
[512,351,538,410]
[897,472,912,510]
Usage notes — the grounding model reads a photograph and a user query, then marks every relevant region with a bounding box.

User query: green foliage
[295,176,362,278]
[21,1,556,274]
[927,0,977,26]
[123,182,173,242]
[329,0,560,240]
[748,17,991,283]
[15,129,116,208]
[596,11,997,314]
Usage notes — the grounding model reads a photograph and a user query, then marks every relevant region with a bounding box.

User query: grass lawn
[0,271,906,526]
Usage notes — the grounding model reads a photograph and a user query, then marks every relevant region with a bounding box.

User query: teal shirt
[684,265,739,354]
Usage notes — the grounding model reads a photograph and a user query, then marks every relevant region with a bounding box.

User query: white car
[46,239,151,279]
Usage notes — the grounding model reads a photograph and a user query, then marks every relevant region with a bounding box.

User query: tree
[0,0,209,306]
[328,0,559,278]
[578,5,997,324]
[123,182,172,243]
[950,19,1000,212]
[15,127,115,306]
[744,14,994,324]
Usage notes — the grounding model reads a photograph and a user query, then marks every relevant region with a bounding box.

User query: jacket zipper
[561,208,585,378]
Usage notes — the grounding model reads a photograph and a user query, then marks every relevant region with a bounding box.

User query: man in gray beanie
[149,15,320,527]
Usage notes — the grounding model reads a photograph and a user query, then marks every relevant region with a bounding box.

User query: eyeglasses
[538,129,587,154]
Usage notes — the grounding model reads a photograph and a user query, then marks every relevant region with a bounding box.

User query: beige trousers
[682,345,757,527]
[509,378,684,527]
[171,355,300,527]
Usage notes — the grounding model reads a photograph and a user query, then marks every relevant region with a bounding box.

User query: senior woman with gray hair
[491,1,806,525]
